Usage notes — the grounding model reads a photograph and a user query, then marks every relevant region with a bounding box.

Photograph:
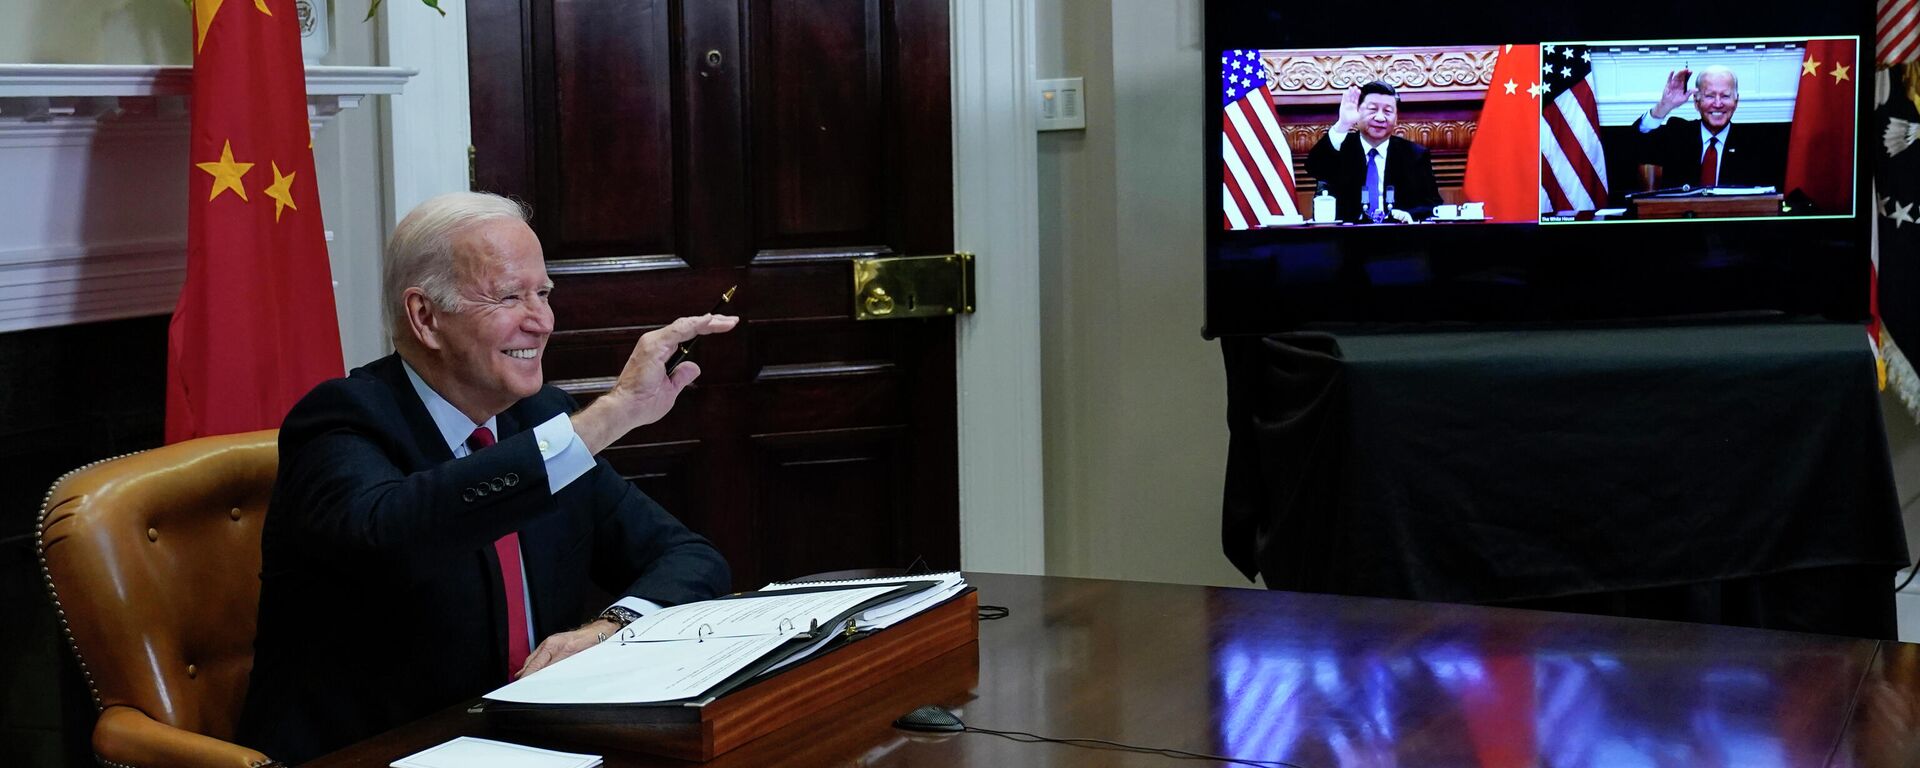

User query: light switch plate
[1036,77,1086,131]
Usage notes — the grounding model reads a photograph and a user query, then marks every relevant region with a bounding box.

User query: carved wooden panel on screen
[467,0,957,590]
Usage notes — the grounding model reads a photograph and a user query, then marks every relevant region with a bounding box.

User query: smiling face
[1693,70,1739,132]
[410,218,554,422]
[1357,93,1399,143]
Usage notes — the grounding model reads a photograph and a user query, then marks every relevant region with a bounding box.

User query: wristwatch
[597,605,642,628]
[593,605,643,643]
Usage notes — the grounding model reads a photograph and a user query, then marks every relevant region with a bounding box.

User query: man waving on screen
[1305,80,1444,223]
[1630,65,1785,190]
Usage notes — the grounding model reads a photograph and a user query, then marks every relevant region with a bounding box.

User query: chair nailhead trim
[38,448,148,715]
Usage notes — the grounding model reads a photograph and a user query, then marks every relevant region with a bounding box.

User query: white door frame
[951,1,1046,575]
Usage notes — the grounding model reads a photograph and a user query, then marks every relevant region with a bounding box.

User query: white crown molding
[0,64,414,132]
[0,63,415,97]
[0,64,412,335]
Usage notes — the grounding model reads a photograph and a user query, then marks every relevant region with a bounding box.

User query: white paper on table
[858,581,967,629]
[759,573,966,631]
[616,585,902,642]
[484,584,914,705]
[760,628,842,675]
[390,736,601,768]
[487,633,792,704]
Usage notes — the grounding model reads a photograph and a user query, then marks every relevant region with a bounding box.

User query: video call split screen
[1220,37,1860,231]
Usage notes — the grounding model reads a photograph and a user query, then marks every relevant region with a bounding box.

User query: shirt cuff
[1637,111,1661,133]
[534,413,595,493]
[610,595,665,617]
[1327,126,1350,147]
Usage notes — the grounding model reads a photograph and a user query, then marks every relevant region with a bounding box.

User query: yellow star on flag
[1504,79,1518,95]
[195,0,273,52]
[1831,63,1851,84]
[264,162,298,222]
[1527,82,1546,98]
[194,0,226,53]
[196,140,255,202]
[1803,59,1821,77]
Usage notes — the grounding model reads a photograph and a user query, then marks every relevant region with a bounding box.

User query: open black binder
[479,576,968,714]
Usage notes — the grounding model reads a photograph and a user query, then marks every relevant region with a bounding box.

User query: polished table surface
[307,573,1920,767]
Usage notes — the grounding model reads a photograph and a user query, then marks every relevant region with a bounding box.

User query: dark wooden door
[466,0,957,590]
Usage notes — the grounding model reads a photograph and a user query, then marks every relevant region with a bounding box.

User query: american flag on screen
[1222,49,1298,229]
[1881,0,1920,65]
[1539,44,1610,213]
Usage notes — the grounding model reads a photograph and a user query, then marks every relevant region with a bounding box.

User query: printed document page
[390,737,600,768]
[760,572,966,630]
[484,585,903,705]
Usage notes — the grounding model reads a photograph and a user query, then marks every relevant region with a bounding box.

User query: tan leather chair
[37,430,281,768]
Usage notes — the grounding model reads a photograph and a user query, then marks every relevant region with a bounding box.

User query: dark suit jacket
[1305,132,1444,221]
[1631,117,1786,190]
[236,354,729,763]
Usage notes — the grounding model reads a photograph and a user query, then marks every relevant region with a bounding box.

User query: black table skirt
[1222,322,1910,639]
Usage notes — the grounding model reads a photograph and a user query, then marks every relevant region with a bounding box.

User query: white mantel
[0,63,413,334]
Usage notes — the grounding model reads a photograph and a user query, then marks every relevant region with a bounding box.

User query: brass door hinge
[851,253,976,320]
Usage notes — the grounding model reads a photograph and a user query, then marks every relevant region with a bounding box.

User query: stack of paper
[391,737,600,768]
[760,572,966,631]
[755,573,967,673]
[483,573,968,707]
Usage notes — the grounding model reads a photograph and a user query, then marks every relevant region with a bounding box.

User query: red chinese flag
[168,0,343,442]
[1464,44,1542,222]
[1783,38,1858,215]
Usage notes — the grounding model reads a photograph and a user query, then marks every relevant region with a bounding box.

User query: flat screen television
[1203,0,1873,335]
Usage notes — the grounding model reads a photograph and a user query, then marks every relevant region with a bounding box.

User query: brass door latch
[851,253,975,320]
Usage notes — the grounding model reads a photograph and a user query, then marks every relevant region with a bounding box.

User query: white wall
[0,0,191,65]
[316,2,394,368]
[0,0,394,368]
[1587,43,1813,125]
[1035,0,1248,588]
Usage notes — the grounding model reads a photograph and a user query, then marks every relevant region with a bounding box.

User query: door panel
[751,0,883,242]
[550,0,676,251]
[754,428,906,581]
[469,0,957,590]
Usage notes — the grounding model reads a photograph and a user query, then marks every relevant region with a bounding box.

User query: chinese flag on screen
[167,0,343,443]
[1783,38,1858,215]
[1463,44,1542,222]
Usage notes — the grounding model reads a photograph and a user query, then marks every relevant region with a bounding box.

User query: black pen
[665,285,738,375]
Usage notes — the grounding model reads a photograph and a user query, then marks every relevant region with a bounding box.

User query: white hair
[382,192,530,342]
[1694,65,1740,96]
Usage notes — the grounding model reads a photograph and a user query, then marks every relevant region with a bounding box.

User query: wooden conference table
[309,573,1920,767]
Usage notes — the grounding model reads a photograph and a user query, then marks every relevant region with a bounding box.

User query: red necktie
[1700,136,1719,187]
[468,427,531,676]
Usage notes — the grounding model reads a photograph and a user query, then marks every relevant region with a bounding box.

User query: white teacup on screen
[1460,202,1485,219]
[1433,204,1459,219]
